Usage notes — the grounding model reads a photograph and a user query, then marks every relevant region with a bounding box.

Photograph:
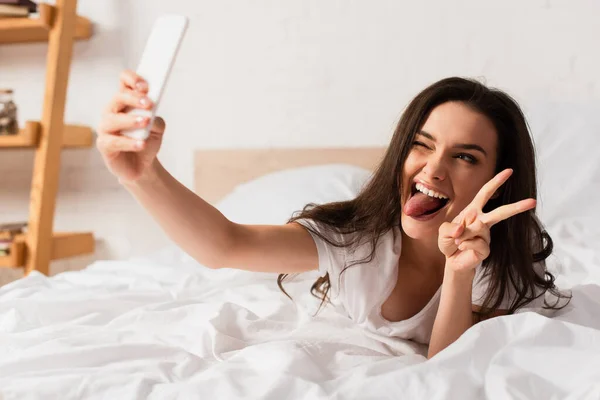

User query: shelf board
[0,3,92,45]
[0,121,93,149]
[0,231,95,269]
[62,124,94,148]
[0,240,25,268]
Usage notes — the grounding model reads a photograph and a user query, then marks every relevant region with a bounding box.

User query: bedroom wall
[1,0,599,285]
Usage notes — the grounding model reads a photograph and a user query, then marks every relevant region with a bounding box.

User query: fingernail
[135,140,144,149]
[135,81,147,91]
[139,97,149,106]
[455,239,461,245]
[135,116,147,125]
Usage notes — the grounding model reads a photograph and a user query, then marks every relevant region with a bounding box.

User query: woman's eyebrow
[417,130,436,141]
[455,143,487,157]
[417,130,488,157]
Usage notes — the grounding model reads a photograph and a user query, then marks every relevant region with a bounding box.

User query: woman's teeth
[415,183,448,200]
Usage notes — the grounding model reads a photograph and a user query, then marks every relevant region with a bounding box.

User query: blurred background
[1,0,599,284]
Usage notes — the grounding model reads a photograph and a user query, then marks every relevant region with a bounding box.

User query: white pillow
[215,163,373,225]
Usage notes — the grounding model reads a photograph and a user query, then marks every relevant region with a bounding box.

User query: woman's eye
[412,141,428,148]
[457,153,478,164]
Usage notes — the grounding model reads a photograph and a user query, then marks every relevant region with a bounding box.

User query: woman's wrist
[121,159,164,190]
[443,265,476,286]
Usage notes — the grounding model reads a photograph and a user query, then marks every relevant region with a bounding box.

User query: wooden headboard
[194,147,387,204]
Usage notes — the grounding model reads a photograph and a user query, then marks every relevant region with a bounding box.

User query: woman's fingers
[105,90,153,114]
[455,218,490,247]
[438,221,465,257]
[98,112,150,134]
[150,116,166,134]
[481,198,537,227]
[457,237,490,260]
[451,206,478,226]
[97,133,145,154]
[120,69,148,93]
[439,221,465,240]
[470,169,513,210]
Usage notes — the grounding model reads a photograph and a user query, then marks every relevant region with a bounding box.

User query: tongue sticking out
[403,192,446,217]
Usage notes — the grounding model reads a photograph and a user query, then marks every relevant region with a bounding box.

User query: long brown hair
[278,76,570,317]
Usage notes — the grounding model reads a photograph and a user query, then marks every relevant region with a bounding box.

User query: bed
[1,103,599,399]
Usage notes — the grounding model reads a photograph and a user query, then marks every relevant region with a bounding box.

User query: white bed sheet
[0,218,599,399]
[2,101,600,399]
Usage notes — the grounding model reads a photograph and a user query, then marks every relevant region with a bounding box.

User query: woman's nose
[423,155,447,181]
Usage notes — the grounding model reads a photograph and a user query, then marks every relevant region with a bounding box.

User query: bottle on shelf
[0,89,18,135]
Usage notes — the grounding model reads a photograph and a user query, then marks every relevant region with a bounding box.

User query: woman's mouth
[404,182,450,221]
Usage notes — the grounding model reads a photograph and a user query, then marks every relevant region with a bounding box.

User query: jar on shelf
[0,89,19,135]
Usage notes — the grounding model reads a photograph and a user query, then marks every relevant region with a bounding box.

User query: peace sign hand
[438,169,536,273]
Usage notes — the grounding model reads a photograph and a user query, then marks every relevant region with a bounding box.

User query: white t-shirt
[297,219,545,345]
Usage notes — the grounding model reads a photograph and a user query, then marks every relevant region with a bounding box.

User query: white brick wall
[1,0,599,285]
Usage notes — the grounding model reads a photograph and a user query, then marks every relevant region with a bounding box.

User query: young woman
[97,74,567,358]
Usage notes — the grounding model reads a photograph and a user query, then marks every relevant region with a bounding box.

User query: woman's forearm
[123,160,235,268]
[428,268,475,359]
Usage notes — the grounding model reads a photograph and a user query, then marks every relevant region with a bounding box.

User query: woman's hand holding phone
[96,70,166,185]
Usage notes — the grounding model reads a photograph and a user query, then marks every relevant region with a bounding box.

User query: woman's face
[400,101,498,240]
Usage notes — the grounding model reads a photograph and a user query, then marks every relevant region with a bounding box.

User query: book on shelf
[0,0,37,12]
[0,237,13,256]
[0,0,37,18]
[0,221,27,240]
[0,4,28,17]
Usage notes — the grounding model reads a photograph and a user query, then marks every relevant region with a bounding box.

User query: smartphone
[122,15,188,140]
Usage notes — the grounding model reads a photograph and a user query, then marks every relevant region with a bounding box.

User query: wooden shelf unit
[0,232,94,268]
[0,121,93,148]
[1,0,95,275]
[0,3,92,44]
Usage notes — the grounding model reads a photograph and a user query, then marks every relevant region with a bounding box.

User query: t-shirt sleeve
[294,218,347,282]
[471,262,546,310]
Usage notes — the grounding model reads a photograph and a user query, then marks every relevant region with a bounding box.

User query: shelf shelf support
[25,0,79,276]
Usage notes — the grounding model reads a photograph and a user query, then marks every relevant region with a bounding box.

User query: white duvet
[3,100,600,398]
[1,220,599,399]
